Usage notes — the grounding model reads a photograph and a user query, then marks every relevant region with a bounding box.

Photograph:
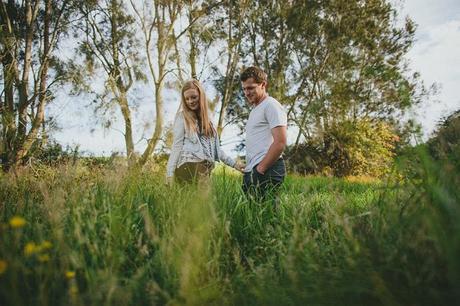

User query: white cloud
[402,0,460,27]
[404,6,460,136]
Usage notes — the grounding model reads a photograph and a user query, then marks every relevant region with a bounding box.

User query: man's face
[242,78,266,105]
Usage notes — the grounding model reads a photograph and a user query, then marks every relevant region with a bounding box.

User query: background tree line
[1,0,441,176]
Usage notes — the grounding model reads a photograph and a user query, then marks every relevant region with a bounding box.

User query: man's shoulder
[264,97,285,112]
[266,96,281,104]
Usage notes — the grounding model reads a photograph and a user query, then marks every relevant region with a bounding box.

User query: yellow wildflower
[0,260,7,275]
[41,241,53,249]
[38,254,50,263]
[24,242,38,256]
[65,271,76,279]
[69,283,79,295]
[9,216,26,229]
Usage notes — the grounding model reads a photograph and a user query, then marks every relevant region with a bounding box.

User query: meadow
[0,154,458,306]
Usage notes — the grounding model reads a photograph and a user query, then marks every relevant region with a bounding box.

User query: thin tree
[76,0,144,166]
[215,0,249,138]
[129,0,183,167]
[0,0,73,171]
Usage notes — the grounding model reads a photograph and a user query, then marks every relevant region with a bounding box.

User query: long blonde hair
[180,79,215,137]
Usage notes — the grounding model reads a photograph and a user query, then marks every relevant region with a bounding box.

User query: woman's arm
[215,136,244,170]
[218,147,236,168]
[166,113,185,178]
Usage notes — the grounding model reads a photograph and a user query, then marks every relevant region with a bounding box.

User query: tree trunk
[13,0,52,168]
[216,2,245,138]
[118,91,136,165]
[187,10,197,79]
[137,79,164,166]
[136,1,180,167]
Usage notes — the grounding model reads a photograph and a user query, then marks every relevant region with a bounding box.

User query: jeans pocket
[253,164,270,186]
[251,165,260,183]
[267,159,286,177]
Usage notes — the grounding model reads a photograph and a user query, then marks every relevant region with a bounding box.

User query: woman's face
[184,88,200,112]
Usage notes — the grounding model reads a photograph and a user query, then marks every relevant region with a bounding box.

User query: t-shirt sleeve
[266,100,287,129]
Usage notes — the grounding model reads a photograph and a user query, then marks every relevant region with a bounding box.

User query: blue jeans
[242,158,286,205]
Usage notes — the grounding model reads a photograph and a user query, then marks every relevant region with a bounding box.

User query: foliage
[0,0,79,170]
[223,0,431,152]
[30,141,79,166]
[285,119,399,177]
[427,109,460,171]
[1,0,434,174]
[71,0,144,166]
[0,151,459,305]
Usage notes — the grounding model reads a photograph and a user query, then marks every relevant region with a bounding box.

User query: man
[240,66,287,205]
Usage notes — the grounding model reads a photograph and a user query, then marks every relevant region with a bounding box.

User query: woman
[166,79,243,183]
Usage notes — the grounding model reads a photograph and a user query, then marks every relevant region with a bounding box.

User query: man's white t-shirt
[244,96,287,172]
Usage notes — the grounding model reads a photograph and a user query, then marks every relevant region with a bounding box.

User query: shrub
[427,109,460,172]
[30,140,78,165]
[285,119,399,177]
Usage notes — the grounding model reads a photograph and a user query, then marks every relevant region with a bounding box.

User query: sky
[48,0,460,157]
[400,0,460,133]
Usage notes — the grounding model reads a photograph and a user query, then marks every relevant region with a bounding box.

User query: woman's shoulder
[175,110,184,118]
[174,110,186,122]
[172,111,186,133]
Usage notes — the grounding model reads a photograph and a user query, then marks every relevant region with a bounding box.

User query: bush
[285,119,399,177]
[28,140,123,169]
[427,109,460,172]
[30,140,79,165]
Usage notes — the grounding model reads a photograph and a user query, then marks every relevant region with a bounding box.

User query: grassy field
[0,156,458,306]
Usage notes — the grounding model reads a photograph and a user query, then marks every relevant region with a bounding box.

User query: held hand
[256,164,266,175]
[235,161,246,173]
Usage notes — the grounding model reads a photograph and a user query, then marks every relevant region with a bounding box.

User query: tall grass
[0,153,458,305]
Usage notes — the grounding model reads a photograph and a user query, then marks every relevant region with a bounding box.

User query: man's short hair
[240,66,268,83]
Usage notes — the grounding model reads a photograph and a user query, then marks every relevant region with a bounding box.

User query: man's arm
[256,125,287,174]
